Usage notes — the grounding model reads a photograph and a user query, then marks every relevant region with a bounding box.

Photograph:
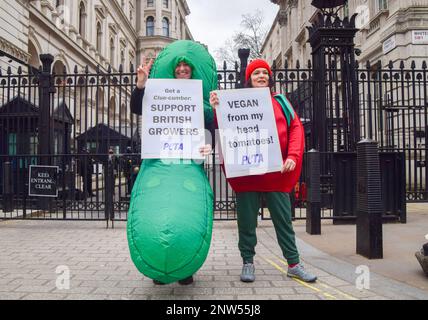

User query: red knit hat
[245,59,273,82]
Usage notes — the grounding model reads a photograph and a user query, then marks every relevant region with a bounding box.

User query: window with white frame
[146,16,154,36]
[96,22,102,53]
[121,50,125,68]
[375,0,388,13]
[129,2,134,23]
[110,38,115,66]
[79,2,87,38]
[162,17,169,37]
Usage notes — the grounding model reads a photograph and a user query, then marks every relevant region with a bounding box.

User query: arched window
[53,60,67,95]
[163,0,169,8]
[162,17,169,37]
[110,38,115,67]
[146,16,154,36]
[147,0,154,7]
[28,40,40,70]
[96,22,102,53]
[53,60,66,75]
[79,2,86,38]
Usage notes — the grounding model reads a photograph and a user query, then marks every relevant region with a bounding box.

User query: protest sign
[141,79,205,159]
[215,87,283,178]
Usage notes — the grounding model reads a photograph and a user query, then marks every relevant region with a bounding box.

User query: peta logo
[55,265,70,290]
[355,265,370,290]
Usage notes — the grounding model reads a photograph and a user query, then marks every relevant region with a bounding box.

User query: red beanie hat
[245,59,273,82]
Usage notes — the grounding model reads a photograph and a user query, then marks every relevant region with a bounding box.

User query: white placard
[383,36,396,54]
[215,87,283,178]
[412,30,428,44]
[141,79,205,159]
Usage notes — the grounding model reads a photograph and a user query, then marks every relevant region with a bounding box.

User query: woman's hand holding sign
[199,144,212,156]
[209,91,219,110]
[136,55,154,89]
[281,158,296,173]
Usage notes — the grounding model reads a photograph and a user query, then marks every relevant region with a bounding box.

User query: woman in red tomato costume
[210,59,317,283]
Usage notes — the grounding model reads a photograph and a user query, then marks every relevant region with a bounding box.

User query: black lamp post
[311,0,348,18]
[311,0,347,8]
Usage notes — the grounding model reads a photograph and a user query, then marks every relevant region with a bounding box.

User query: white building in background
[0,1,30,71]
[263,0,428,68]
[136,0,193,58]
[0,0,193,132]
[1,0,193,71]
[263,0,428,190]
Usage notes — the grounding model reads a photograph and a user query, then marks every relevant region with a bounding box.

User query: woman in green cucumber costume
[127,40,217,285]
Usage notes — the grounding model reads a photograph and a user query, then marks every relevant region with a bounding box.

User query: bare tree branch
[216,9,268,67]
[214,39,239,69]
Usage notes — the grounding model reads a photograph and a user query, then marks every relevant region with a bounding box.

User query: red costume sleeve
[286,111,305,165]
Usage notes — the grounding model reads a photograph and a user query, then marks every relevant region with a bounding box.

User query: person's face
[175,62,192,79]
[250,68,270,88]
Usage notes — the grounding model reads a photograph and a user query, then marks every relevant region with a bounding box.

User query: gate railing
[0,52,424,222]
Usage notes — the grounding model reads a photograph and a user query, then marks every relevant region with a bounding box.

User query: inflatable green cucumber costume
[127,40,217,284]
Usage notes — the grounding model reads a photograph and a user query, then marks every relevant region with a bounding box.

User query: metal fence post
[38,54,55,212]
[38,54,54,164]
[356,139,383,259]
[306,149,321,235]
[105,151,115,228]
[3,162,13,212]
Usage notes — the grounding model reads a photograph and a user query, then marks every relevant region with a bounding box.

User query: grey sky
[186,0,279,57]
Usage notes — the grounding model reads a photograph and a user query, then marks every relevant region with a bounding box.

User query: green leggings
[236,192,300,265]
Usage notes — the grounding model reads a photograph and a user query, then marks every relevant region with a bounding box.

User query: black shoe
[153,279,166,285]
[178,276,194,285]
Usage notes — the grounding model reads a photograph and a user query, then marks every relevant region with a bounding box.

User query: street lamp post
[311,0,348,21]
[307,0,359,153]
[308,0,383,259]
[307,0,362,225]
[311,0,347,9]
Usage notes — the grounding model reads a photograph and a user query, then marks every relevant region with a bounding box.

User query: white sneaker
[240,263,255,282]
[287,263,317,282]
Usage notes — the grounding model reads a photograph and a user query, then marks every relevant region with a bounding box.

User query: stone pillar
[155,0,162,36]
[171,0,177,38]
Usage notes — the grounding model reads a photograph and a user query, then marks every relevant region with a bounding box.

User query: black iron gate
[0,48,425,222]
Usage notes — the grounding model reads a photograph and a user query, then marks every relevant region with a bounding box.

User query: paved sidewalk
[0,214,427,300]
[294,203,428,296]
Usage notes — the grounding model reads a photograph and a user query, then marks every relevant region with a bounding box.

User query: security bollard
[356,139,383,259]
[306,149,321,235]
